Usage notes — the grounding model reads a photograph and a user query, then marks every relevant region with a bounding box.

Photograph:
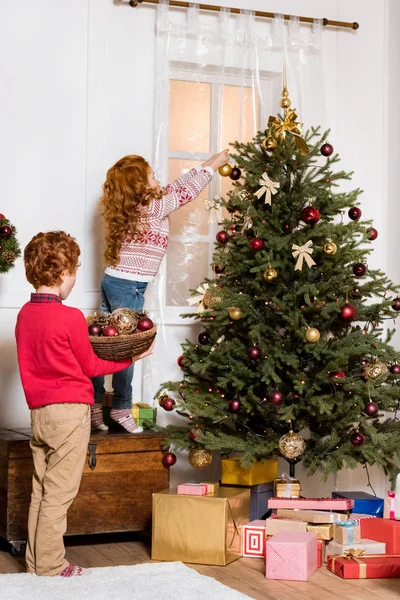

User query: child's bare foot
[58,564,85,577]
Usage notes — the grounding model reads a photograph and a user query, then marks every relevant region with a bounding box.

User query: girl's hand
[132,340,155,363]
[206,150,230,172]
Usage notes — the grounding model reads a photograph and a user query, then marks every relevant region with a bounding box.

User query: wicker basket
[89,326,157,360]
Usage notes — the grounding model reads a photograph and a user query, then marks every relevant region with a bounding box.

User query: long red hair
[100,155,162,267]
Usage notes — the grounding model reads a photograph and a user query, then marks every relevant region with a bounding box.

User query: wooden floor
[1,533,399,599]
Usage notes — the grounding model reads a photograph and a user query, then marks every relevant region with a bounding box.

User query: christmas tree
[156,86,400,484]
[0,214,20,273]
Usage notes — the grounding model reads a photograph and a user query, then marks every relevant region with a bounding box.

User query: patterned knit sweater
[105,166,214,282]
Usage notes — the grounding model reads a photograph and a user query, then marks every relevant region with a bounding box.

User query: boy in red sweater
[15,231,152,577]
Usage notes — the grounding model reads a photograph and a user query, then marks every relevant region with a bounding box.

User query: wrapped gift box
[317,540,324,568]
[306,523,333,541]
[333,521,361,545]
[242,520,266,558]
[131,402,157,427]
[325,539,386,560]
[152,487,250,565]
[221,458,278,486]
[274,477,301,498]
[359,517,400,554]
[265,532,318,581]
[332,491,383,517]
[383,491,398,520]
[327,553,400,579]
[266,516,307,535]
[201,482,219,494]
[220,482,273,520]
[276,509,348,524]
[177,483,208,496]
[269,497,353,511]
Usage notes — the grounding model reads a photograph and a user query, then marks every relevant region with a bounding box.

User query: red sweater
[15,296,132,410]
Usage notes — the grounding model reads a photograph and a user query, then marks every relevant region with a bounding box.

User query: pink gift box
[265,531,318,581]
[268,497,354,510]
[177,483,208,496]
[242,520,266,558]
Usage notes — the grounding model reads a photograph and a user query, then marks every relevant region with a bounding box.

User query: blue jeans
[92,275,148,409]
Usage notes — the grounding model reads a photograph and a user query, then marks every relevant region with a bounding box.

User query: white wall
[0,0,398,495]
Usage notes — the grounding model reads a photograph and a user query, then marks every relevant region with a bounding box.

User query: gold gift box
[221,458,278,486]
[201,482,219,494]
[307,523,333,540]
[152,487,250,565]
[274,478,301,498]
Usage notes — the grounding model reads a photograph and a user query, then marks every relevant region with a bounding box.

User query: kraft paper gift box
[327,552,400,579]
[200,482,219,494]
[359,516,400,554]
[177,483,208,496]
[306,523,333,541]
[265,531,318,581]
[333,520,361,545]
[276,509,348,524]
[221,458,278,486]
[152,487,250,565]
[131,403,157,427]
[332,491,383,517]
[242,520,266,558]
[269,497,354,510]
[274,476,301,498]
[266,516,307,535]
[325,539,386,560]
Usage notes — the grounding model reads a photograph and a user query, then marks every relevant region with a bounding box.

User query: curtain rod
[120,0,359,31]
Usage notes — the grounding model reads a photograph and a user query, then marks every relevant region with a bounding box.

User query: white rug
[0,561,251,600]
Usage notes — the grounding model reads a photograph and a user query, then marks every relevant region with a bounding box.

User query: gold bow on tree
[187,284,209,313]
[292,240,316,271]
[268,109,309,155]
[254,173,280,205]
[204,196,223,224]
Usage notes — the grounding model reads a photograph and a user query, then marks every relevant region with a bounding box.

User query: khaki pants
[26,403,90,576]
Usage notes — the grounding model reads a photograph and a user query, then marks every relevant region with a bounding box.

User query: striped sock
[110,408,143,433]
[90,404,108,431]
[58,564,85,577]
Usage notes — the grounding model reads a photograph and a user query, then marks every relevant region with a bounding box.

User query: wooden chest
[0,427,169,543]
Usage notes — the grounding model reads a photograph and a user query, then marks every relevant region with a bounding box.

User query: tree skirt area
[0,561,251,600]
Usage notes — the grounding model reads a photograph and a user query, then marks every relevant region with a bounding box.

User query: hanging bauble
[279,429,306,459]
[364,360,388,381]
[198,332,210,345]
[263,267,278,282]
[177,355,185,368]
[391,297,400,311]
[367,228,378,240]
[323,241,337,256]
[86,311,110,327]
[188,447,213,468]
[214,264,225,274]
[390,363,400,374]
[249,238,264,251]
[269,391,283,405]
[330,370,346,383]
[102,324,119,337]
[0,225,12,238]
[161,396,176,411]
[348,207,362,221]
[350,431,365,447]
[364,401,379,417]
[216,230,229,244]
[110,308,138,334]
[305,328,320,343]
[218,164,233,177]
[229,167,241,180]
[353,263,368,277]
[137,316,154,331]
[301,206,321,226]
[0,213,5,220]
[228,307,242,320]
[203,286,223,309]
[88,322,102,336]
[162,451,177,467]
[228,398,241,413]
[340,303,357,322]
[263,136,277,151]
[248,346,261,360]
[320,143,334,157]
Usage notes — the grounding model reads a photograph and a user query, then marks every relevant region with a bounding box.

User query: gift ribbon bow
[331,551,400,579]
[134,403,152,409]
[187,284,209,313]
[254,173,280,205]
[340,548,365,559]
[268,109,309,154]
[204,196,223,224]
[388,490,396,520]
[292,241,316,271]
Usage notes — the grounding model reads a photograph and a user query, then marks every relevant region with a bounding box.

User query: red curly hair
[100,155,163,267]
[24,231,80,289]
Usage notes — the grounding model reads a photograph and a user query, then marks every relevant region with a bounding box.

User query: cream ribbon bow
[204,196,223,224]
[292,241,316,271]
[254,173,280,205]
[187,284,209,313]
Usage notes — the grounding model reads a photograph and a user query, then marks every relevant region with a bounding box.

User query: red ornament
[330,370,346,383]
[364,401,379,417]
[0,225,12,238]
[248,346,261,360]
[301,206,320,226]
[214,264,225,274]
[161,396,176,411]
[177,355,185,368]
[229,167,241,180]
[102,325,118,337]
[189,428,198,441]
[216,231,229,244]
[320,143,334,157]
[137,317,153,331]
[249,238,264,251]
[228,398,241,413]
[88,322,102,336]
[350,431,365,447]
[368,228,378,240]
[162,451,177,467]
[390,363,400,374]
[269,391,283,405]
[0,214,5,220]
[340,303,357,322]
[392,298,400,311]
[348,207,362,221]
[353,263,368,277]
[198,332,210,345]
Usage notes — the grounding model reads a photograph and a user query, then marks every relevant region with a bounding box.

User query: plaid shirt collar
[30,293,62,304]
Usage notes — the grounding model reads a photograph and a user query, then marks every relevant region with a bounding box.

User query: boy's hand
[204,150,230,172]
[132,339,155,363]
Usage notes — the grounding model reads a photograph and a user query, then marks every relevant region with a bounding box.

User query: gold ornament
[110,308,138,334]
[158,393,169,407]
[263,136,277,151]
[86,311,111,327]
[279,427,306,460]
[203,286,223,309]
[364,360,388,381]
[268,109,309,155]
[228,307,242,320]
[218,163,233,177]
[263,267,278,282]
[305,327,320,343]
[323,241,337,256]
[188,447,213,468]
